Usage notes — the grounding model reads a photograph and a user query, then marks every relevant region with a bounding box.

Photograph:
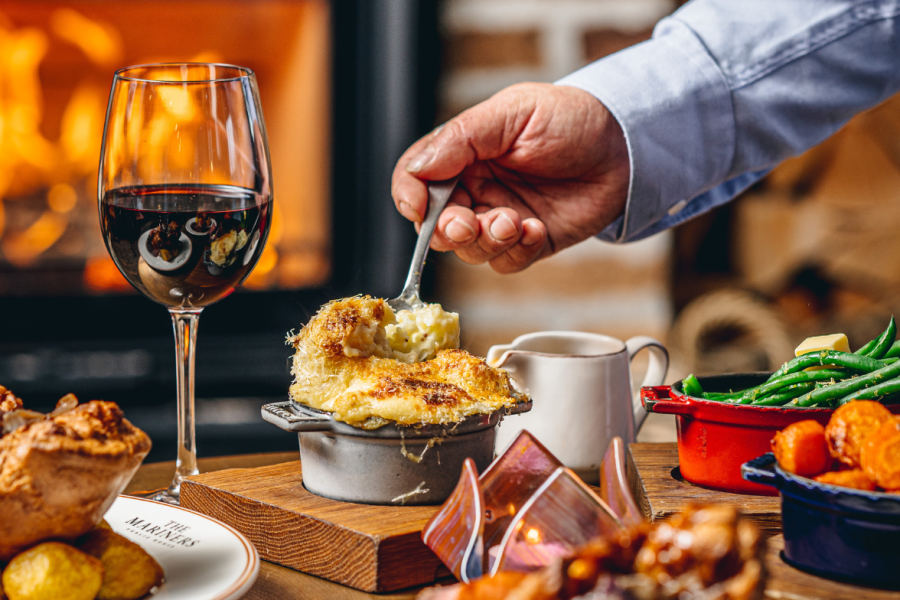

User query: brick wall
[435,0,680,441]
[439,0,674,119]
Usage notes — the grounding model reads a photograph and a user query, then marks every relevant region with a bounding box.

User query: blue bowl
[742,453,900,589]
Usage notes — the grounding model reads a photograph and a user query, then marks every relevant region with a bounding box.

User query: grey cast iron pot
[262,399,532,505]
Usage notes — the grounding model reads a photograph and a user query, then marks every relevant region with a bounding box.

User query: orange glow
[2,211,69,266]
[50,8,122,66]
[83,256,132,293]
[59,84,104,172]
[0,1,332,292]
[157,86,196,120]
[0,10,109,264]
[243,246,278,289]
[525,528,542,545]
[47,184,77,213]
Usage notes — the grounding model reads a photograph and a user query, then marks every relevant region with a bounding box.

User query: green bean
[837,376,900,405]
[866,316,896,359]
[735,369,847,404]
[682,374,704,397]
[768,351,882,381]
[796,359,900,407]
[855,338,878,356]
[701,390,744,400]
[752,383,816,406]
[884,340,900,359]
[882,357,900,365]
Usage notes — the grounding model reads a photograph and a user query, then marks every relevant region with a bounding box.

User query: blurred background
[1,0,897,459]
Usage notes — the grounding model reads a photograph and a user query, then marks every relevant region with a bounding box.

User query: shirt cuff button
[667,199,688,216]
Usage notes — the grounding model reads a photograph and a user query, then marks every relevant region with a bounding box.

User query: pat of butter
[795,333,850,357]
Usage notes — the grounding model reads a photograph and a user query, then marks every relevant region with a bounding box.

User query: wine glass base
[127,487,182,506]
[147,490,181,506]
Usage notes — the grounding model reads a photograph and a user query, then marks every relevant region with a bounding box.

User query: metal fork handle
[397,176,460,307]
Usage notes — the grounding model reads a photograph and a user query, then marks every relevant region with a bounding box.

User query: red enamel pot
[642,372,839,496]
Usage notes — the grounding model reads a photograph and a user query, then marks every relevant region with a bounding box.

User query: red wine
[101,184,272,308]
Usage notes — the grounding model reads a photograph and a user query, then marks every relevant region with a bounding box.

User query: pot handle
[640,385,692,415]
[261,401,334,432]
[508,399,533,415]
[740,453,781,488]
[625,337,669,432]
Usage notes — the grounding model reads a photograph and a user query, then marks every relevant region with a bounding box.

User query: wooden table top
[126,452,421,600]
[129,448,900,600]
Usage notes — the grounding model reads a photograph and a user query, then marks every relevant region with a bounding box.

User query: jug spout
[485,344,515,368]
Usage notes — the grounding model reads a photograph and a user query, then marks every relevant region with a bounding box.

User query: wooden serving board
[179,461,450,593]
[626,443,782,536]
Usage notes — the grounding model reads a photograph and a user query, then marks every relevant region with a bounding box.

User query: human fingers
[428,204,480,252]
[487,218,549,274]
[392,127,445,222]
[403,87,538,181]
[452,207,524,265]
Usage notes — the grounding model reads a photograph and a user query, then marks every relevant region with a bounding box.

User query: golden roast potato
[1,542,103,600]
[80,529,164,600]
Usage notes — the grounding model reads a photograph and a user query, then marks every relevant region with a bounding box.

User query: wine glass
[98,63,273,504]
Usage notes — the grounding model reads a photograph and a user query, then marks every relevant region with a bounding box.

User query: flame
[243,246,279,289]
[59,84,104,173]
[157,86,196,120]
[2,211,69,266]
[47,184,77,213]
[525,528,542,545]
[0,10,111,265]
[83,256,132,293]
[50,9,122,66]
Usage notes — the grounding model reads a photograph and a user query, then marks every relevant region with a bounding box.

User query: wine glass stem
[167,308,203,499]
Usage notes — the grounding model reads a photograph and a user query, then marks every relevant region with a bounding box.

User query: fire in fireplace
[0,0,440,461]
[0,0,331,296]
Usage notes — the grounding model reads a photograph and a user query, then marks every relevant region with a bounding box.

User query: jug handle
[624,336,669,433]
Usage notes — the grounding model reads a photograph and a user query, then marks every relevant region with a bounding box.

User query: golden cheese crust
[0,385,23,415]
[289,296,524,428]
[0,400,151,560]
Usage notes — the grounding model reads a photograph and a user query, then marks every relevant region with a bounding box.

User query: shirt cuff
[556,18,735,242]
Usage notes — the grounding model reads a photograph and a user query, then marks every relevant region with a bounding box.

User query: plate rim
[115,495,260,600]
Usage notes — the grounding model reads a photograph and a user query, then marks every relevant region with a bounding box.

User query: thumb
[405,85,537,180]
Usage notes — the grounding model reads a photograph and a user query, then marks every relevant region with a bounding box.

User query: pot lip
[289,400,530,438]
[672,372,836,413]
[301,427,493,443]
[744,452,900,514]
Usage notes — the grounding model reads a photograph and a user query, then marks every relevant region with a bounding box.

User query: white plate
[105,496,259,600]
[185,217,217,237]
[138,229,193,272]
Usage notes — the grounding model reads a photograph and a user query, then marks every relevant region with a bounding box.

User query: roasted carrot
[861,417,900,489]
[813,469,877,491]
[825,400,892,469]
[771,420,832,477]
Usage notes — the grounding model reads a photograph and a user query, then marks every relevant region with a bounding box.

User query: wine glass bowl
[98,63,272,503]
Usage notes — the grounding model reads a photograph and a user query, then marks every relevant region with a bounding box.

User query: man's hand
[391,83,630,274]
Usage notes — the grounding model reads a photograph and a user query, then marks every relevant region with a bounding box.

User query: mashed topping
[288,296,523,428]
[386,303,460,363]
[210,229,248,267]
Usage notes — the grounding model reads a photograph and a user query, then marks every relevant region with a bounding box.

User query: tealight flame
[525,528,542,545]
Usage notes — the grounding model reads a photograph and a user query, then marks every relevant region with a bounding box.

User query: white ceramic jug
[487,331,668,484]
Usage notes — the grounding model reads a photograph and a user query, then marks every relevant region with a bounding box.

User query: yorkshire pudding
[0,397,151,561]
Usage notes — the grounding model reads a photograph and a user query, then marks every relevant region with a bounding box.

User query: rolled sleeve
[556,19,735,242]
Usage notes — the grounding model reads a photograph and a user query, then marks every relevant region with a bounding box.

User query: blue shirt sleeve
[556,0,900,242]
